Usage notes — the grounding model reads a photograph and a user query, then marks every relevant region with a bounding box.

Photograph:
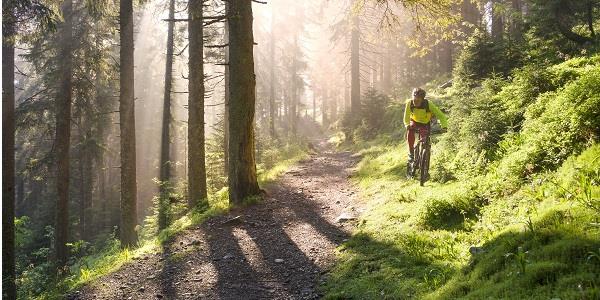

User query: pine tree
[2,1,17,296]
[227,0,260,205]
[188,0,208,209]
[54,0,73,267]
[158,0,175,230]
[119,0,138,247]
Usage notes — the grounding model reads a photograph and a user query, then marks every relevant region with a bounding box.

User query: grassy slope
[323,137,599,299]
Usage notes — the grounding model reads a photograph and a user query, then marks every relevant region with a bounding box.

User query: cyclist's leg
[406,121,416,161]
[418,123,430,143]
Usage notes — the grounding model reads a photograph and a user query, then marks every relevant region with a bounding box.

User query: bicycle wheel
[414,143,421,171]
[419,144,430,186]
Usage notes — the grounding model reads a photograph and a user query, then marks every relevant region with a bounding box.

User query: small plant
[587,248,600,264]
[524,216,535,235]
[423,268,448,289]
[505,246,530,274]
[120,248,131,261]
[79,268,92,282]
[575,169,600,213]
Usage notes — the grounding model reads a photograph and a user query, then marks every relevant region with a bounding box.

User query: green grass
[257,142,310,184]
[322,139,600,299]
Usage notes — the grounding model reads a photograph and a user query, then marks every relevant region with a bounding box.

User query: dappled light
[3,0,599,299]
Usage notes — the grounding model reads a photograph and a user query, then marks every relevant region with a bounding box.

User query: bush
[452,29,523,90]
[418,190,482,230]
[497,65,600,178]
[341,88,390,143]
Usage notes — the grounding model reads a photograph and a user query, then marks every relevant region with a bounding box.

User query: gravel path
[71,141,361,300]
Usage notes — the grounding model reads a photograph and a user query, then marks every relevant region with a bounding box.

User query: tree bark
[321,88,328,127]
[269,9,277,139]
[227,0,260,205]
[491,0,504,40]
[383,41,392,94]
[2,2,17,297]
[350,13,361,121]
[188,0,208,209]
[290,35,298,137]
[554,2,594,44]
[330,90,337,122]
[312,91,316,121]
[223,1,230,175]
[55,0,73,268]
[119,0,138,247]
[587,1,595,37]
[159,0,175,230]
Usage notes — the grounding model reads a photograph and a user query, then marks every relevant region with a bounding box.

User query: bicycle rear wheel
[407,144,420,178]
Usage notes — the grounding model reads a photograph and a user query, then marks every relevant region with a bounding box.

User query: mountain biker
[404,88,448,162]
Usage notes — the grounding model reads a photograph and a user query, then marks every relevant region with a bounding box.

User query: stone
[335,212,357,223]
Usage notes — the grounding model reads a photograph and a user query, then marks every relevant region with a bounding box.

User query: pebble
[274,258,284,263]
[335,212,357,223]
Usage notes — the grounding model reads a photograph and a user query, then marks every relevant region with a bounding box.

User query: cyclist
[404,88,448,163]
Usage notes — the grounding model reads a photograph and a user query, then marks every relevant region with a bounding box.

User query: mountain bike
[406,129,431,186]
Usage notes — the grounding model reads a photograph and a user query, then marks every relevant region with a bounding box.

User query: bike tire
[419,145,430,186]
[414,144,421,172]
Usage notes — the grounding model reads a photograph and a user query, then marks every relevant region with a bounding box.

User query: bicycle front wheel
[419,146,430,186]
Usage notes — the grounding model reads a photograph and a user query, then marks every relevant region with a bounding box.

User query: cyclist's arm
[429,101,448,128]
[403,100,411,127]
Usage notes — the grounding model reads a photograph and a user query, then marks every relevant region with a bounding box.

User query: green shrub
[418,191,482,231]
[518,66,600,171]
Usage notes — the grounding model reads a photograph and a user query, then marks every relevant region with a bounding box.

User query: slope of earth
[71,141,362,300]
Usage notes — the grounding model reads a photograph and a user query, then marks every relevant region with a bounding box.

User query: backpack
[410,99,430,112]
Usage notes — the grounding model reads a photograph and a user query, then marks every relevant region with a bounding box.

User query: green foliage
[325,55,600,299]
[257,142,310,184]
[341,88,391,143]
[452,29,523,89]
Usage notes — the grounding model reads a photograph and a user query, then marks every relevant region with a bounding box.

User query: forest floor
[70,140,363,300]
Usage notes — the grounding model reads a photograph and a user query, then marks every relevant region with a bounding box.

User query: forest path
[72,140,362,300]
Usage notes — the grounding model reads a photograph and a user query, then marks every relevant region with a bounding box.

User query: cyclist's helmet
[412,88,426,98]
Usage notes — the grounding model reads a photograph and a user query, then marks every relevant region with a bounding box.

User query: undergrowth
[323,55,600,299]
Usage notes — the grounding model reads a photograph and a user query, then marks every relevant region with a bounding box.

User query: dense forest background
[2,0,599,299]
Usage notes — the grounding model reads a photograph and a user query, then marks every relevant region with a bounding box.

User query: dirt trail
[72,141,361,300]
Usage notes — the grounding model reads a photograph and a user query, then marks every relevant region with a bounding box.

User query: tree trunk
[119,0,138,247]
[188,0,208,209]
[461,0,480,27]
[313,90,317,122]
[2,2,16,297]
[158,0,175,230]
[509,0,523,38]
[55,0,73,268]
[383,42,392,95]
[554,2,594,44]
[80,144,93,240]
[587,1,595,37]
[223,1,230,175]
[78,140,85,240]
[321,89,328,127]
[491,0,504,40]
[350,13,361,121]
[227,0,260,205]
[269,9,277,139]
[290,35,298,137]
[330,90,337,122]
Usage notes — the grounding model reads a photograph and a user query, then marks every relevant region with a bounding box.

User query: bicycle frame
[407,126,432,186]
